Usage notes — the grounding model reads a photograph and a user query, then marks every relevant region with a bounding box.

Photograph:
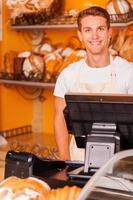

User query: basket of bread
[3,24,133,82]
[3,34,86,82]
[110,26,133,62]
[0,176,81,199]
[6,0,64,25]
[106,0,133,24]
[3,50,45,81]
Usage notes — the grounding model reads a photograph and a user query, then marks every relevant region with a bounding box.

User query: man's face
[77,15,111,55]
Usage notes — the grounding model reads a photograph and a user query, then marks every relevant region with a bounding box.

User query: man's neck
[86,52,110,68]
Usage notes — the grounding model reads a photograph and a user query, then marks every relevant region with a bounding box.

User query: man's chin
[88,47,102,54]
[89,50,103,55]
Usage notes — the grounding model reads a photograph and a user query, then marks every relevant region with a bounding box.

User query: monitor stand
[84,123,120,172]
[68,123,120,179]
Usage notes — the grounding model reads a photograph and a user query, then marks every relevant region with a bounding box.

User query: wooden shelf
[10,11,133,30]
[0,79,55,89]
[110,21,133,27]
[11,24,77,30]
[11,21,133,30]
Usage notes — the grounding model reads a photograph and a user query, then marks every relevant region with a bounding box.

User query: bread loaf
[119,36,133,62]
[22,54,44,80]
[0,176,81,200]
[45,185,81,200]
[0,176,50,199]
[106,0,132,14]
[112,28,127,52]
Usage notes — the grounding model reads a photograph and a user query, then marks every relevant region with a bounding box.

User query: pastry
[126,25,133,37]
[33,42,53,56]
[46,185,81,200]
[0,176,81,200]
[67,36,82,50]
[67,9,79,17]
[61,47,74,58]
[112,28,127,52]
[44,52,63,81]
[54,42,65,54]
[0,176,50,199]
[22,54,44,80]
[119,36,133,62]
[18,51,31,58]
[58,49,86,74]
[126,0,133,8]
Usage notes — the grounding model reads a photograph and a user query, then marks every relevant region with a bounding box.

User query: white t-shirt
[54,56,133,97]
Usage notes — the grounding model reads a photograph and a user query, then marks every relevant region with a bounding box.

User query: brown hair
[77,6,110,31]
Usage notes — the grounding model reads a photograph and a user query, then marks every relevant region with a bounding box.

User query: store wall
[0,0,113,133]
[0,3,32,131]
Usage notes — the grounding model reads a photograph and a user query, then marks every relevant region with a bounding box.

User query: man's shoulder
[114,56,133,70]
[115,56,133,67]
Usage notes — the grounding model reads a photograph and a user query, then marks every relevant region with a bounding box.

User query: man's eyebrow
[82,26,91,29]
[97,25,106,28]
[82,25,106,29]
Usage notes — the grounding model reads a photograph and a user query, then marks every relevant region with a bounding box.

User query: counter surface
[0,132,57,182]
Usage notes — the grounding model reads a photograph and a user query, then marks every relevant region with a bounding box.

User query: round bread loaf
[106,0,132,14]
[22,54,44,80]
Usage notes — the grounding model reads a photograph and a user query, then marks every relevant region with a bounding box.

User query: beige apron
[69,56,118,161]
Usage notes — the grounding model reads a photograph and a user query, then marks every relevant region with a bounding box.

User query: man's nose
[92,31,98,39]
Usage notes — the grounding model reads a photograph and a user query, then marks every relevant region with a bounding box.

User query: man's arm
[54,96,70,160]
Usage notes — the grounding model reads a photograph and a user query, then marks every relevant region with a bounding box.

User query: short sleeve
[53,71,68,98]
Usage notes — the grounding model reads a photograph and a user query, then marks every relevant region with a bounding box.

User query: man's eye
[85,29,91,32]
[99,27,105,31]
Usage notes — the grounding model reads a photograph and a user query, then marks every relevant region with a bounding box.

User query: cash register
[64,93,133,177]
[4,93,133,188]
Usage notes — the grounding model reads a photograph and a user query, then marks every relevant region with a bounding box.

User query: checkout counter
[1,93,133,194]
[4,151,88,188]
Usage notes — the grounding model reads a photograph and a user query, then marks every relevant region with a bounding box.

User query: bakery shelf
[110,21,133,27]
[10,11,133,30]
[0,79,55,89]
[11,21,133,30]
[11,24,77,30]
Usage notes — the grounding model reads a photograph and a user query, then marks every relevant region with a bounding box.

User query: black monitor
[64,93,133,151]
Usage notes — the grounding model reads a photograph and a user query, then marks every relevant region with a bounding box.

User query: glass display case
[78,149,133,200]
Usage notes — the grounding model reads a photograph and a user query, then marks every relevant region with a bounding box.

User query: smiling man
[53,6,133,161]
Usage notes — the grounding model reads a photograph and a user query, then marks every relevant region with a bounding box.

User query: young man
[53,6,133,161]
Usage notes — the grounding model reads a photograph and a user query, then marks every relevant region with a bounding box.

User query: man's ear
[77,30,82,42]
[108,28,112,45]
[109,27,112,38]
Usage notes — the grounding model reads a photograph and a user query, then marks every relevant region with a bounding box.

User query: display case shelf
[0,79,55,89]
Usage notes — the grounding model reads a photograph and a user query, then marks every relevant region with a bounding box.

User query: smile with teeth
[90,41,101,46]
